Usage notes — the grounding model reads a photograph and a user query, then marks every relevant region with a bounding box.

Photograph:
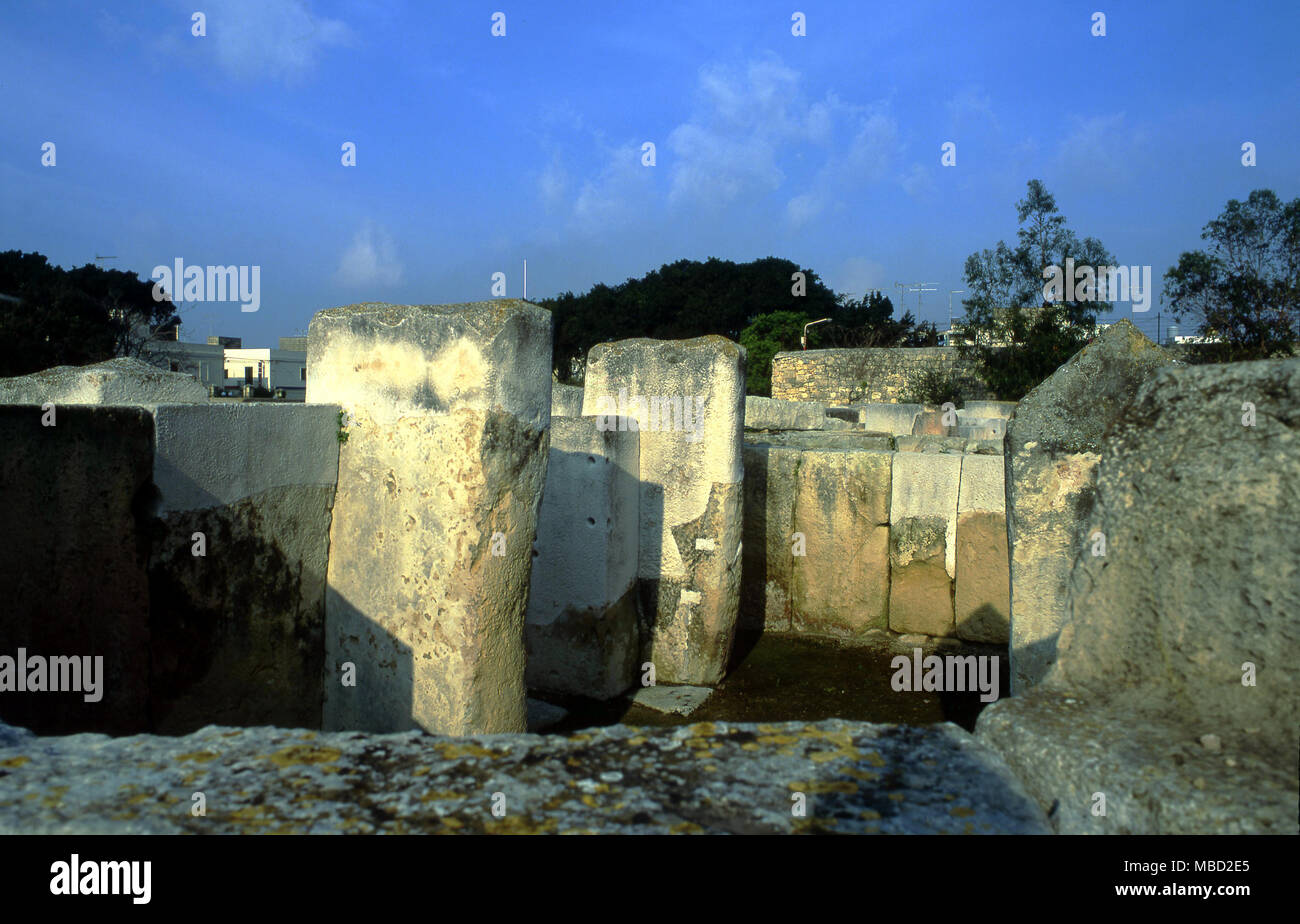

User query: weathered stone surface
[1006,320,1174,691]
[0,718,1051,834]
[583,337,744,685]
[0,357,209,405]
[791,450,892,637]
[745,430,892,451]
[525,418,639,700]
[889,453,960,636]
[894,435,968,454]
[1053,357,1300,760]
[955,454,1009,644]
[525,698,568,732]
[551,383,583,418]
[858,403,922,435]
[0,406,155,735]
[961,401,1017,420]
[630,684,713,716]
[977,693,1297,834]
[744,395,826,431]
[308,301,552,735]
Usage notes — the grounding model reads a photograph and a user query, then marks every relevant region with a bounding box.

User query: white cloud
[785,192,825,229]
[335,220,403,287]
[1055,113,1147,186]
[833,257,887,299]
[165,0,353,82]
[900,163,935,198]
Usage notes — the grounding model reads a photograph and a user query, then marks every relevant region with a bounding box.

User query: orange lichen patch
[670,822,705,834]
[858,809,882,820]
[626,736,647,746]
[418,790,462,803]
[0,756,30,768]
[861,750,887,767]
[788,780,857,795]
[435,742,503,760]
[268,745,343,769]
[843,767,878,782]
[175,751,220,763]
[887,792,906,802]
[949,805,976,818]
[482,815,559,835]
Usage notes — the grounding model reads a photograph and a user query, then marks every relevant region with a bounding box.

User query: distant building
[223,347,306,397]
[278,336,308,352]
[208,335,242,348]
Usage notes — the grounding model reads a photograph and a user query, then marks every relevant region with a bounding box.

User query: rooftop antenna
[908,282,938,314]
[94,254,117,267]
[523,259,527,301]
[948,290,965,328]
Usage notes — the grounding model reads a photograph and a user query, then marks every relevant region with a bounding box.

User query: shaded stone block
[955,453,1009,644]
[889,452,960,636]
[525,417,639,700]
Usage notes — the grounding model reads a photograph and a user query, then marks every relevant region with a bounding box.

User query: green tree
[955,180,1116,400]
[0,251,180,377]
[1163,189,1300,361]
[820,291,919,347]
[539,256,839,382]
[738,310,813,396]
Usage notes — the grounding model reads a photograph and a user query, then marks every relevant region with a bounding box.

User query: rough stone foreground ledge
[0,719,1049,834]
[976,693,1299,835]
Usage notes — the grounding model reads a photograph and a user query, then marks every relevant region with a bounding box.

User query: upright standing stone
[582,337,745,685]
[525,417,639,700]
[308,301,552,735]
[1006,320,1172,692]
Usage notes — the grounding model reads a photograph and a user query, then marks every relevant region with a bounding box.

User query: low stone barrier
[744,395,826,430]
[0,717,1050,834]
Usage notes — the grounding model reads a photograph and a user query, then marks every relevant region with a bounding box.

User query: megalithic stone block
[955,453,1009,644]
[1005,320,1172,693]
[582,336,745,685]
[307,300,552,735]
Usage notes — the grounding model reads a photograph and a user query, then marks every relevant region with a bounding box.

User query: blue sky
[2,0,1297,346]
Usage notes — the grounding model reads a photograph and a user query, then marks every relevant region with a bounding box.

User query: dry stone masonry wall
[771,347,988,404]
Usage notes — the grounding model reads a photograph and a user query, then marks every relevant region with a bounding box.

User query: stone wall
[771,348,988,404]
[741,429,1009,643]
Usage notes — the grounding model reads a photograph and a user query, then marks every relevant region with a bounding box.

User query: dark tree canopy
[1163,188,1299,361]
[0,250,180,378]
[539,256,839,382]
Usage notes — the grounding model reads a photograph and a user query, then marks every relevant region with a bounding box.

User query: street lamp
[802,317,831,350]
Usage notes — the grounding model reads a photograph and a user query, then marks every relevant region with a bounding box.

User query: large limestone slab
[1053,357,1300,760]
[583,337,744,685]
[889,452,960,636]
[790,450,892,637]
[525,417,639,700]
[858,403,922,436]
[978,357,1300,834]
[954,454,1009,644]
[0,717,1051,834]
[744,395,826,431]
[0,357,209,405]
[308,300,552,735]
[145,403,340,733]
[1006,320,1173,691]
